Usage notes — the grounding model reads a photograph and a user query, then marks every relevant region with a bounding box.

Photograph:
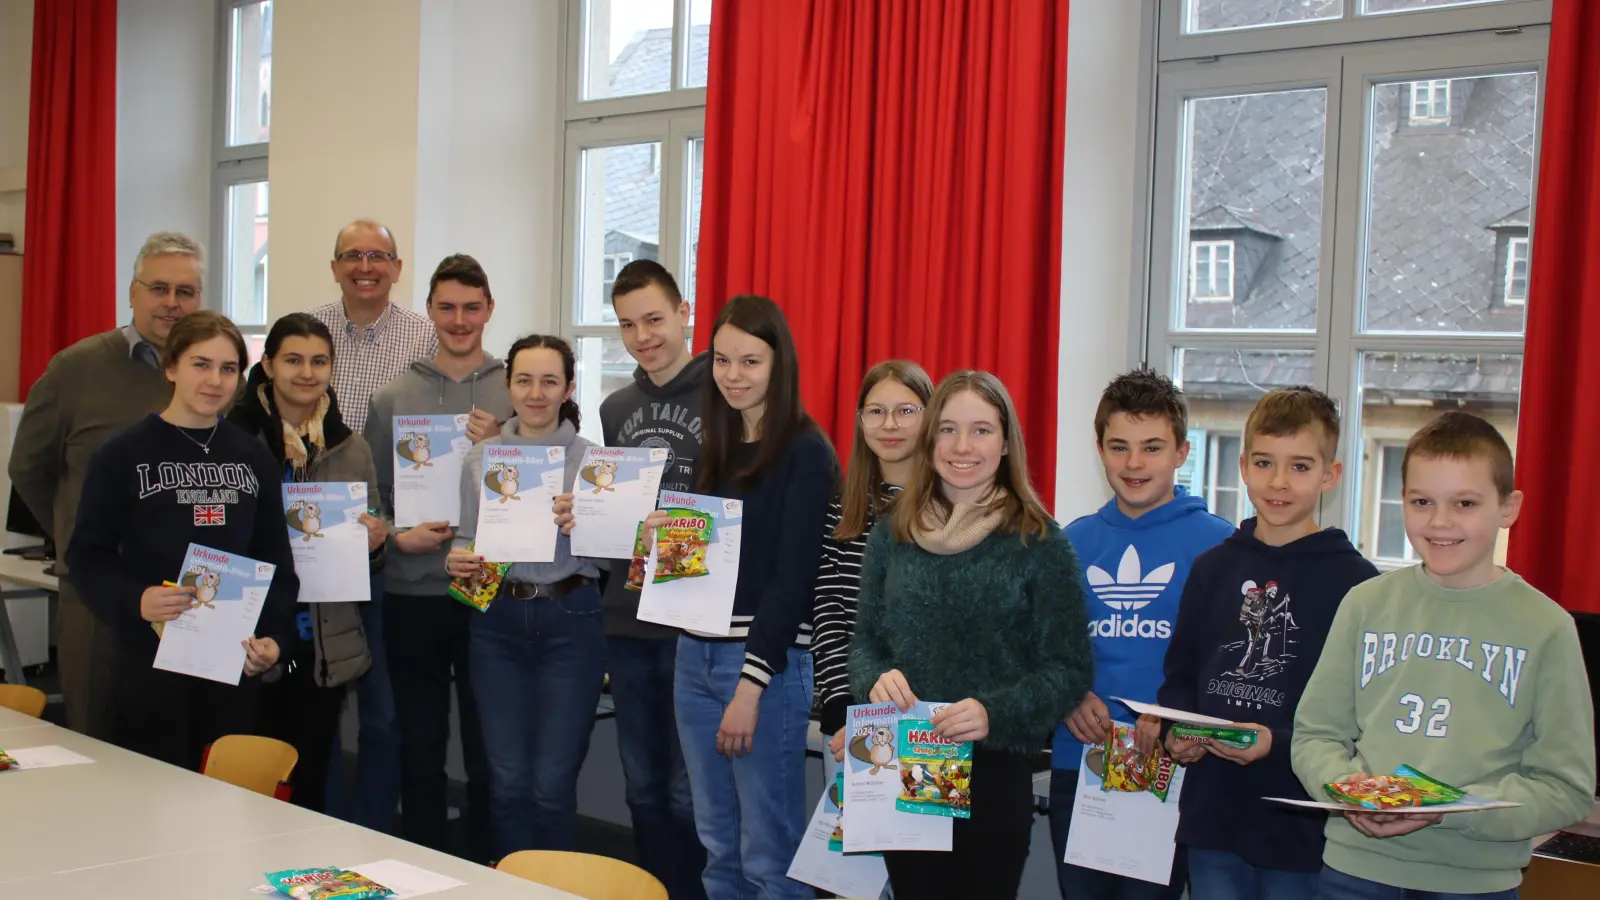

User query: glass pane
[225,182,269,327]
[686,0,712,88]
[585,0,675,100]
[1354,351,1521,562]
[1376,500,1408,559]
[227,1,272,146]
[574,336,640,443]
[1364,0,1507,13]
[578,143,663,326]
[1360,72,1538,334]
[1184,0,1343,34]
[686,137,704,311]
[1178,88,1327,331]
[1215,435,1242,488]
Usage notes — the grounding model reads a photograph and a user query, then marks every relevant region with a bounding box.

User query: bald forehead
[334,223,397,257]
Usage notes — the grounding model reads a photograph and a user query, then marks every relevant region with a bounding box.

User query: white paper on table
[570,446,668,559]
[636,492,742,635]
[153,544,273,686]
[788,772,889,899]
[283,482,371,603]
[471,445,564,563]
[841,701,954,853]
[252,859,468,899]
[1113,697,1235,727]
[1063,732,1185,885]
[1265,796,1522,814]
[392,414,473,527]
[5,745,95,769]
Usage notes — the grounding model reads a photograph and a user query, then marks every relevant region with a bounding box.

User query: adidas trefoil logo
[1087,546,1175,611]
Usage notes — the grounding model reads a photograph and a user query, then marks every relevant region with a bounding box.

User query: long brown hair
[889,371,1054,545]
[836,360,934,540]
[696,295,819,493]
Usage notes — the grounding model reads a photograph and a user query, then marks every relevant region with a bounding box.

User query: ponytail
[560,398,582,431]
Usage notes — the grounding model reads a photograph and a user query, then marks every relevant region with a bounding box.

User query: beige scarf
[912,490,1009,555]
[260,384,329,477]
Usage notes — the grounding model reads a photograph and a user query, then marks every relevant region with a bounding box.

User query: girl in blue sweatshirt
[650,295,837,900]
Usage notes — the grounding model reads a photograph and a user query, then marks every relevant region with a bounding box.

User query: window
[214,1,272,330]
[1409,79,1451,125]
[563,0,709,441]
[1504,235,1530,304]
[1190,240,1235,302]
[1149,6,1543,551]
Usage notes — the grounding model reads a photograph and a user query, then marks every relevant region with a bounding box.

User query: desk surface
[0,708,581,899]
[0,553,58,591]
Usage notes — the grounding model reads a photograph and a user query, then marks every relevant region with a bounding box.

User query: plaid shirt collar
[332,299,398,341]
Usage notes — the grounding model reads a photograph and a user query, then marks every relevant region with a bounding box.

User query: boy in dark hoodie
[1158,386,1379,899]
[363,255,513,859]
[1053,369,1234,900]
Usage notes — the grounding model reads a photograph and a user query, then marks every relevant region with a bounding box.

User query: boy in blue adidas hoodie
[1051,370,1234,900]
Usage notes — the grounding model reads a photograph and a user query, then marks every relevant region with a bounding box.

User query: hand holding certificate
[840,700,963,853]
[635,491,742,635]
[152,543,274,685]
[472,445,564,563]
[393,414,473,527]
[283,481,371,603]
[569,446,668,559]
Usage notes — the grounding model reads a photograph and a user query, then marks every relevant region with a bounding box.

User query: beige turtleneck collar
[912,489,1009,555]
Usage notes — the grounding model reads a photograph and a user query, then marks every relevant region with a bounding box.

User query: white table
[0,711,583,899]
[0,553,56,685]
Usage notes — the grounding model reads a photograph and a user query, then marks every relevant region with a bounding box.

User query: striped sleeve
[810,501,856,732]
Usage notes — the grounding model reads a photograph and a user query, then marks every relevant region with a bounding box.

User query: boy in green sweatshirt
[1292,411,1596,898]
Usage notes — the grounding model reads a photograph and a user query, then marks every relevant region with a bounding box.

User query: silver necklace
[172,419,220,455]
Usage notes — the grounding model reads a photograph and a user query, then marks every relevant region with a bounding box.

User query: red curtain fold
[696,0,1069,508]
[19,0,119,399]
[1506,0,1600,615]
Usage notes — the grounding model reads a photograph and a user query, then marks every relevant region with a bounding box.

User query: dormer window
[1191,240,1234,302]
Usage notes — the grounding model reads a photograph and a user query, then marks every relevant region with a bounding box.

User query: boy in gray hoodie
[363,254,511,859]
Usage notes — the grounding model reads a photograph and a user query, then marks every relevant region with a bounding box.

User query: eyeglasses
[860,404,924,429]
[134,279,200,301]
[336,250,398,265]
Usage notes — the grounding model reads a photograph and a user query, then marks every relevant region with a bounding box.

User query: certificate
[472,444,564,563]
[392,414,473,527]
[569,446,668,559]
[1113,697,1235,726]
[788,771,889,899]
[1265,795,1521,814]
[1063,724,1186,885]
[636,491,742,635]
[840,701,955,853]
[282,481,371,603]
[152,543,274,686]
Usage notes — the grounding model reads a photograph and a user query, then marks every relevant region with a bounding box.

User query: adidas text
[1087,614,1173,639]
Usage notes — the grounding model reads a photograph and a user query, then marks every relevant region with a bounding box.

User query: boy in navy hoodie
[1158,387,1379,899]
[1052,369,1234,900]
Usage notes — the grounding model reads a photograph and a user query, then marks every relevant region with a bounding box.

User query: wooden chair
[200,734,298,799]
[496,850,667,900]
[0,684,47,718]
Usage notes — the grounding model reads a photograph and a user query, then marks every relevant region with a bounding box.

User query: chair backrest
[200,734,298,797]
[0,684,47,718]
[496,850,667,900]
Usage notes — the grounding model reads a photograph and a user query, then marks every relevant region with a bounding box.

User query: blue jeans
[676,638,812,900]
[1317,865,1519,900]
[469,583,607,862]
[610,634,707,900]
[1187,848,1319,900]
[1050,767,1187,900]
[323,572,401,833]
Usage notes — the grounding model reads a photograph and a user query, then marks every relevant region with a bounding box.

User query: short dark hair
[611,259,683,307]
[1244,386,1341,462]
[505,334,580,431]
[1403,411,1515,500]
[263,312,335,362]
[428,253,493,304]
[1093,368,1189,445]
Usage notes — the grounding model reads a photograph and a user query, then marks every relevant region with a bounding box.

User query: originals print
[1225,579,1299,680]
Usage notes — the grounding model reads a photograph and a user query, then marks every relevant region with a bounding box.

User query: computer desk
[0,553,55,686]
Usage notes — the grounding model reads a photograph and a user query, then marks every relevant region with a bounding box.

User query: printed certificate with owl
[569,446,670,559]
[472,444,565,563]
[635,491,743,635]
[281,482,371,603]
[152,543,275,686]
[840,700,957,853]
[392,413,473,527]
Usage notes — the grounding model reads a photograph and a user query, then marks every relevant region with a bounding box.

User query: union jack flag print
[193,504,226,526]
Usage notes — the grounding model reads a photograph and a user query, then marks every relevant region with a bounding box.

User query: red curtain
[19,0,118,399]
[695,0,1069,508]
[1506,0,1600,615]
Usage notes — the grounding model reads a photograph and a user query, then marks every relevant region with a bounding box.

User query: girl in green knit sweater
[850,370,1094,900]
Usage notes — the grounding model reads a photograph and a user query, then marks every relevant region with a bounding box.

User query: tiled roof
[1180,348,1522,403]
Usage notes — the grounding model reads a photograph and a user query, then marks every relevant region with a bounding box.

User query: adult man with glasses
[9,231,204,739]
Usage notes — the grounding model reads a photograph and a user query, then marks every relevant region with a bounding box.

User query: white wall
[115,0,215,325]
[0,0,33,246]
[1053,0,1152,519]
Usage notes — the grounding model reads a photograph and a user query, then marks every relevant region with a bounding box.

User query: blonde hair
[889,371,1054,545]
[1244,386,1341,462]
[836,360,935,540]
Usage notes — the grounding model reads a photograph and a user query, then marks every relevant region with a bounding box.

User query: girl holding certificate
[446,335,603,861]
[67,311,300,770]
[849,371,1094,899]
[647,295,837,900]
[229,312,386,812]
[813,360,933,786]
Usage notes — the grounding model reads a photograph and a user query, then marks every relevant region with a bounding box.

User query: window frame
[1504,234,1530,305]
[1189,239,1235,302]
[1408,78,1452,124]
[1204,433,1248,524]
[1370,441,1421,564]
[211,0,272,334]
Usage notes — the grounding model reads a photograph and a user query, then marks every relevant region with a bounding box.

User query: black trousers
[256,653,348,812]
[883,747,1037,899]
[107,637,261,771]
